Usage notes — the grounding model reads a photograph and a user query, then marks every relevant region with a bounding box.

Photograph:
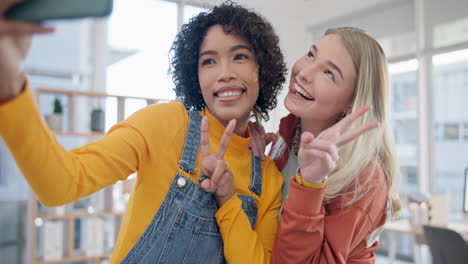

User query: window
[103,1,212,143]
[443,123,460,141]
[432,49,468,220]
[389,60,419,195]
[184,5,208,23]
[379,32,417,59]
[464,122,468,141]
[433,16,468,49]
[105,0,209,128]
[107,0,179,100]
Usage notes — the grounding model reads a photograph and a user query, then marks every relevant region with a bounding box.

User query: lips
[290,83,315,101]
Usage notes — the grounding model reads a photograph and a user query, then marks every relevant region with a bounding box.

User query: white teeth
[294,83,314,100]
[217,91,242,98]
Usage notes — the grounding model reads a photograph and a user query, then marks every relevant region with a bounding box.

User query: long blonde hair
[323,27,401,218]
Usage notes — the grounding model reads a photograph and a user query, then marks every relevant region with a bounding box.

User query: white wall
[426,0,468,26]
[308,0,414,42]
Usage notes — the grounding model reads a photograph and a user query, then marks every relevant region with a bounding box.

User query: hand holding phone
[0,0,55,103]
[5,0,113,22]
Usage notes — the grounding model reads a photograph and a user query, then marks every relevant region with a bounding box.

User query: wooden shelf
[54,131,105,137]
[30,88,169,264]
[36,211,124,221]
[38,253,111,264]
[36,88,169,135]
[36,88,161,101]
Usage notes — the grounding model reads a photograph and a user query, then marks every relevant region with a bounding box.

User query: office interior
[1,0,468,263]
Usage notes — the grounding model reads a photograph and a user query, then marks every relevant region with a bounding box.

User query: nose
[297,63,316,84]
[217,62,236,82]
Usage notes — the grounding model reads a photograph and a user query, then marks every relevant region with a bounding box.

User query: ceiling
[183,0,405,27]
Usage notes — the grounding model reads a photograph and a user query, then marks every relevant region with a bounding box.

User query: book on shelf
[42,220,64,261]
[103,216,117,252]
[83,217,105,256]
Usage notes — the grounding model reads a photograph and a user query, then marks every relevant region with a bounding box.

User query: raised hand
[199,116,236,206]
[248,121,275,160]
[298,105,379,183]
[0,0,54,102]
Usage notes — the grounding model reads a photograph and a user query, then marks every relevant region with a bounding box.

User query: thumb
[300,132,315,150]
[201,178,214,192]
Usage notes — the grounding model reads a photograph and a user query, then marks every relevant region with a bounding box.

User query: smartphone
[5,0,113,22]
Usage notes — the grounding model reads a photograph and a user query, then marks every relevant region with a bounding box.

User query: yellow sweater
[0,85,283,263]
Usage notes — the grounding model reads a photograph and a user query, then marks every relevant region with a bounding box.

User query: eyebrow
[312,45,344,80]
[199,45,252,58]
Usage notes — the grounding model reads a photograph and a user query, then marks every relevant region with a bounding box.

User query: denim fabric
[249,154,262,196]
[121,111,262,263]
[177,111,202,173]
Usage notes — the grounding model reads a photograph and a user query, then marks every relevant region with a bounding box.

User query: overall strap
[178,110,202,173]
[249,154,262,196]
[179,110,262,197]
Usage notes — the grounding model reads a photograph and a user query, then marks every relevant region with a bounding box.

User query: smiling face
[198,25,260,131]
[285,34,357,130]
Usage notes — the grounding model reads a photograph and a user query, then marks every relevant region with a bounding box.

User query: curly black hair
[169,1,287,121]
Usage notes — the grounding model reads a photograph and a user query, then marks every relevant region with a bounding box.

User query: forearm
[273,178,380,264]
[0,73,26,103]
[0,85,139,205]
[216,195,279,264]
[272,178,327,263]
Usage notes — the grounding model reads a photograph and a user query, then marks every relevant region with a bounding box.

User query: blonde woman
[250,27,401,263]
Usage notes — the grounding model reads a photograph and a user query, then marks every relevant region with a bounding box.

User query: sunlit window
[432,49,468,220]
[105,0,209,128]
[107,0,178,100]
[379,32,417,59]
[184,5,209,23]
[389,60,419,196]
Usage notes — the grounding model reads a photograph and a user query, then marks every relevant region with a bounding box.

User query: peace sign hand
[200,116,237,206]
[298,105,379,183]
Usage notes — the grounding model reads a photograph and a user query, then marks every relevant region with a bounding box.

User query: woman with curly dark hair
[0,1,286,264]
[171,1,286,122]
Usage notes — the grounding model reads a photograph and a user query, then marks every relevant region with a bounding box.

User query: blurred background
[1,0,468,263]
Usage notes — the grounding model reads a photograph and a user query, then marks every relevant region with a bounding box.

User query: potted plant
[45,97,63,132]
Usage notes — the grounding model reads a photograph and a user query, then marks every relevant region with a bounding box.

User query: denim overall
[121,111,262,264]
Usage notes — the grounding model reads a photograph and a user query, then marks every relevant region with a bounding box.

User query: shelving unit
[30,88,169,264]
[31,204,119,264]
[36,88,161,136]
